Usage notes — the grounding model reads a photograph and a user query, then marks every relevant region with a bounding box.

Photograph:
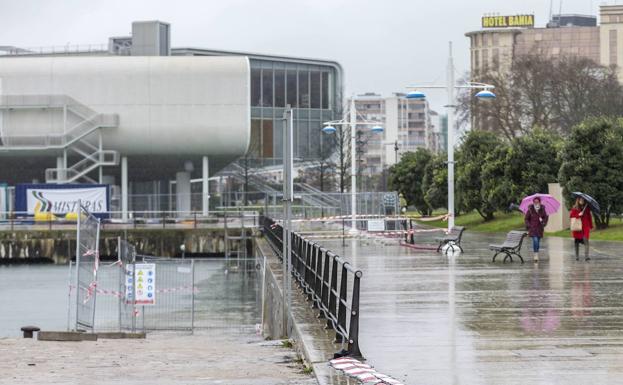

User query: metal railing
[262,216,362,358]
[0,210,259,231]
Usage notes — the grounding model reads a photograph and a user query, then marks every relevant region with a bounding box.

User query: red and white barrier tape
[330,357,404,385]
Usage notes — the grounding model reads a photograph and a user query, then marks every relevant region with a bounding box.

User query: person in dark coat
[570,197,593,261]
[524,197,548,263]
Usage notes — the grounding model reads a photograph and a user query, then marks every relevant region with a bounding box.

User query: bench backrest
[502,231,526,248]
[449,226,465,239]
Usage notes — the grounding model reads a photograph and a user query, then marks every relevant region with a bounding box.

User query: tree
[458,55,623,138]
[422,153,447,211]
[456,130,505,220]
[301,141,336,192]
[329,126,351,193]
[559,117,623,228]
[388,148,433,215]
[505,128,562,201]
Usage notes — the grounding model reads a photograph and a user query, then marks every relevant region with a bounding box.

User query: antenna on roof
[559,0,563,16]
[549,0,554,20]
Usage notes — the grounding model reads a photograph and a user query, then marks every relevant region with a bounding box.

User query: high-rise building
[349,93,438,175]
[466,5,623,81]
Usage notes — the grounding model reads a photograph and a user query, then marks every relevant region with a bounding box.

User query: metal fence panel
[75,206,100,331]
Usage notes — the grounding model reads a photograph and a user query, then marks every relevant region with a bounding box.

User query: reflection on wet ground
[312,232,623,385]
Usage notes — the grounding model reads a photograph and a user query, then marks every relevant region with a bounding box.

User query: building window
[482,49,488,71]
[310,71,321,108]
[287,70,297,108]
[250,119,262,157]
[321,72,330,109]
[262,69,273,107]
[610,29,618,65]
[482,33,488,46]
[262,119,274,157]
[274,69,285,107]
[251,68,261,107]
[492,48,499,70]
[492,33,499,46]
[299,71,310,108]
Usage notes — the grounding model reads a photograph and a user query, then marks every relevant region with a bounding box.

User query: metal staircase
[218,161,341,212]
[0,95,119,183]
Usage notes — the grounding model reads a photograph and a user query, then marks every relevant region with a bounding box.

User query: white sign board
[26,186,107,215]
[367,219,385,232]
[134,263,156,305]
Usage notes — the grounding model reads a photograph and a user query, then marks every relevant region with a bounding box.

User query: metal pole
[121,157,128,221]
[447,41,456,231]
[350,97,357,232]
[286,107,293,320]
[202,156,209,216]
[282,105,294,337]
[74,202,81,330]
[191,259,195,334]
[66,260,73,331]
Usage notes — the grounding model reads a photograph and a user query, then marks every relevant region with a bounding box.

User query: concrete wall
[0,56,250,158]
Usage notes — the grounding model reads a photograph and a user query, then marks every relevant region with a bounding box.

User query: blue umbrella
[571,192,600,215]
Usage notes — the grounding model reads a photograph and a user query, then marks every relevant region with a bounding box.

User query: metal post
[66,260,73,331]
[447,42,456,231]
[350,97,357,232]
[121,157,128,221]
[202,156,209,216]
[74,203,81,330]
[191,259,195,333]
[98,130,103,184]
[117,236,122,331]
[281,105,294,337]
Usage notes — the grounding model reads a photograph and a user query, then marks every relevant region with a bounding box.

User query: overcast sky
[0,0,611,110]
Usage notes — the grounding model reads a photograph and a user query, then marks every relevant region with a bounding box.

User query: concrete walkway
[0,330,316,385]
[312,232,623,385]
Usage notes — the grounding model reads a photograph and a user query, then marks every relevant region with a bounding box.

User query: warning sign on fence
[134,263,156,305]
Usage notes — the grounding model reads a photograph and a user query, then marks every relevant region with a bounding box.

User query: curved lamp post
[406,42,495,231]
[322,98,384,232]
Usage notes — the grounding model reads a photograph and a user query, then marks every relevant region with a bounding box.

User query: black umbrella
[571,192,600,215]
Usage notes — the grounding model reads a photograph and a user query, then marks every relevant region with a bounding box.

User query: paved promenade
[0,331,316,385]
[313,231,623,385]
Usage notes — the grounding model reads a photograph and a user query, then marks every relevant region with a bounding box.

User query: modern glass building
[174,48,343,163]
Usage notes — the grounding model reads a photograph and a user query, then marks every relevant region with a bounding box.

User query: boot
[585,240,590,261]
[575,243,580,261]
[533,251,539,263]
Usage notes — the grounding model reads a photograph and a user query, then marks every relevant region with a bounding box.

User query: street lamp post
[322,97,383,232]
[406,41,495,232]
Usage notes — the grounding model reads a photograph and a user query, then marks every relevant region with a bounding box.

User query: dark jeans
[531,236,541,252]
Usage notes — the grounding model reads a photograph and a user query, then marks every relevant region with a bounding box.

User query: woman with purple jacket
[524,197,549,263]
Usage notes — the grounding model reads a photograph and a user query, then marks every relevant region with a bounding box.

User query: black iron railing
[262,216,362,358]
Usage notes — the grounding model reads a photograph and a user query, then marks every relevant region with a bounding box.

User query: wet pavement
[310,231,623,385]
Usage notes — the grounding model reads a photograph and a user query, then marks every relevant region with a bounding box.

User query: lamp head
[322,125,337,134]
[406,90,426,99]
[475,89,496,99]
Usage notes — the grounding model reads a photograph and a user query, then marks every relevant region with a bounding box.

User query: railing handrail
[261,216,363,359]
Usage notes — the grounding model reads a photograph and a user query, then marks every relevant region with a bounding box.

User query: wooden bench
[490,231,527,263]
[436,226,466,253]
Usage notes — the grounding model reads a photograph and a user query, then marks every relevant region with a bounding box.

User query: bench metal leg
[492,251,502,262]
[511,252,524,264]
[503,252,513,263]
[436,242,443,253]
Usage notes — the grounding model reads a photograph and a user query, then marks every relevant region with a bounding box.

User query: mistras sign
[15,184,110,217]
[482,14,534,28]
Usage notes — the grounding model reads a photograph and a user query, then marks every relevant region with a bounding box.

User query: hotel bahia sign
[482,14,534,28]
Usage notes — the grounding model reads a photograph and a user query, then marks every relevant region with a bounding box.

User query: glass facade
[178,49,342,163]
[249,59,340,161]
